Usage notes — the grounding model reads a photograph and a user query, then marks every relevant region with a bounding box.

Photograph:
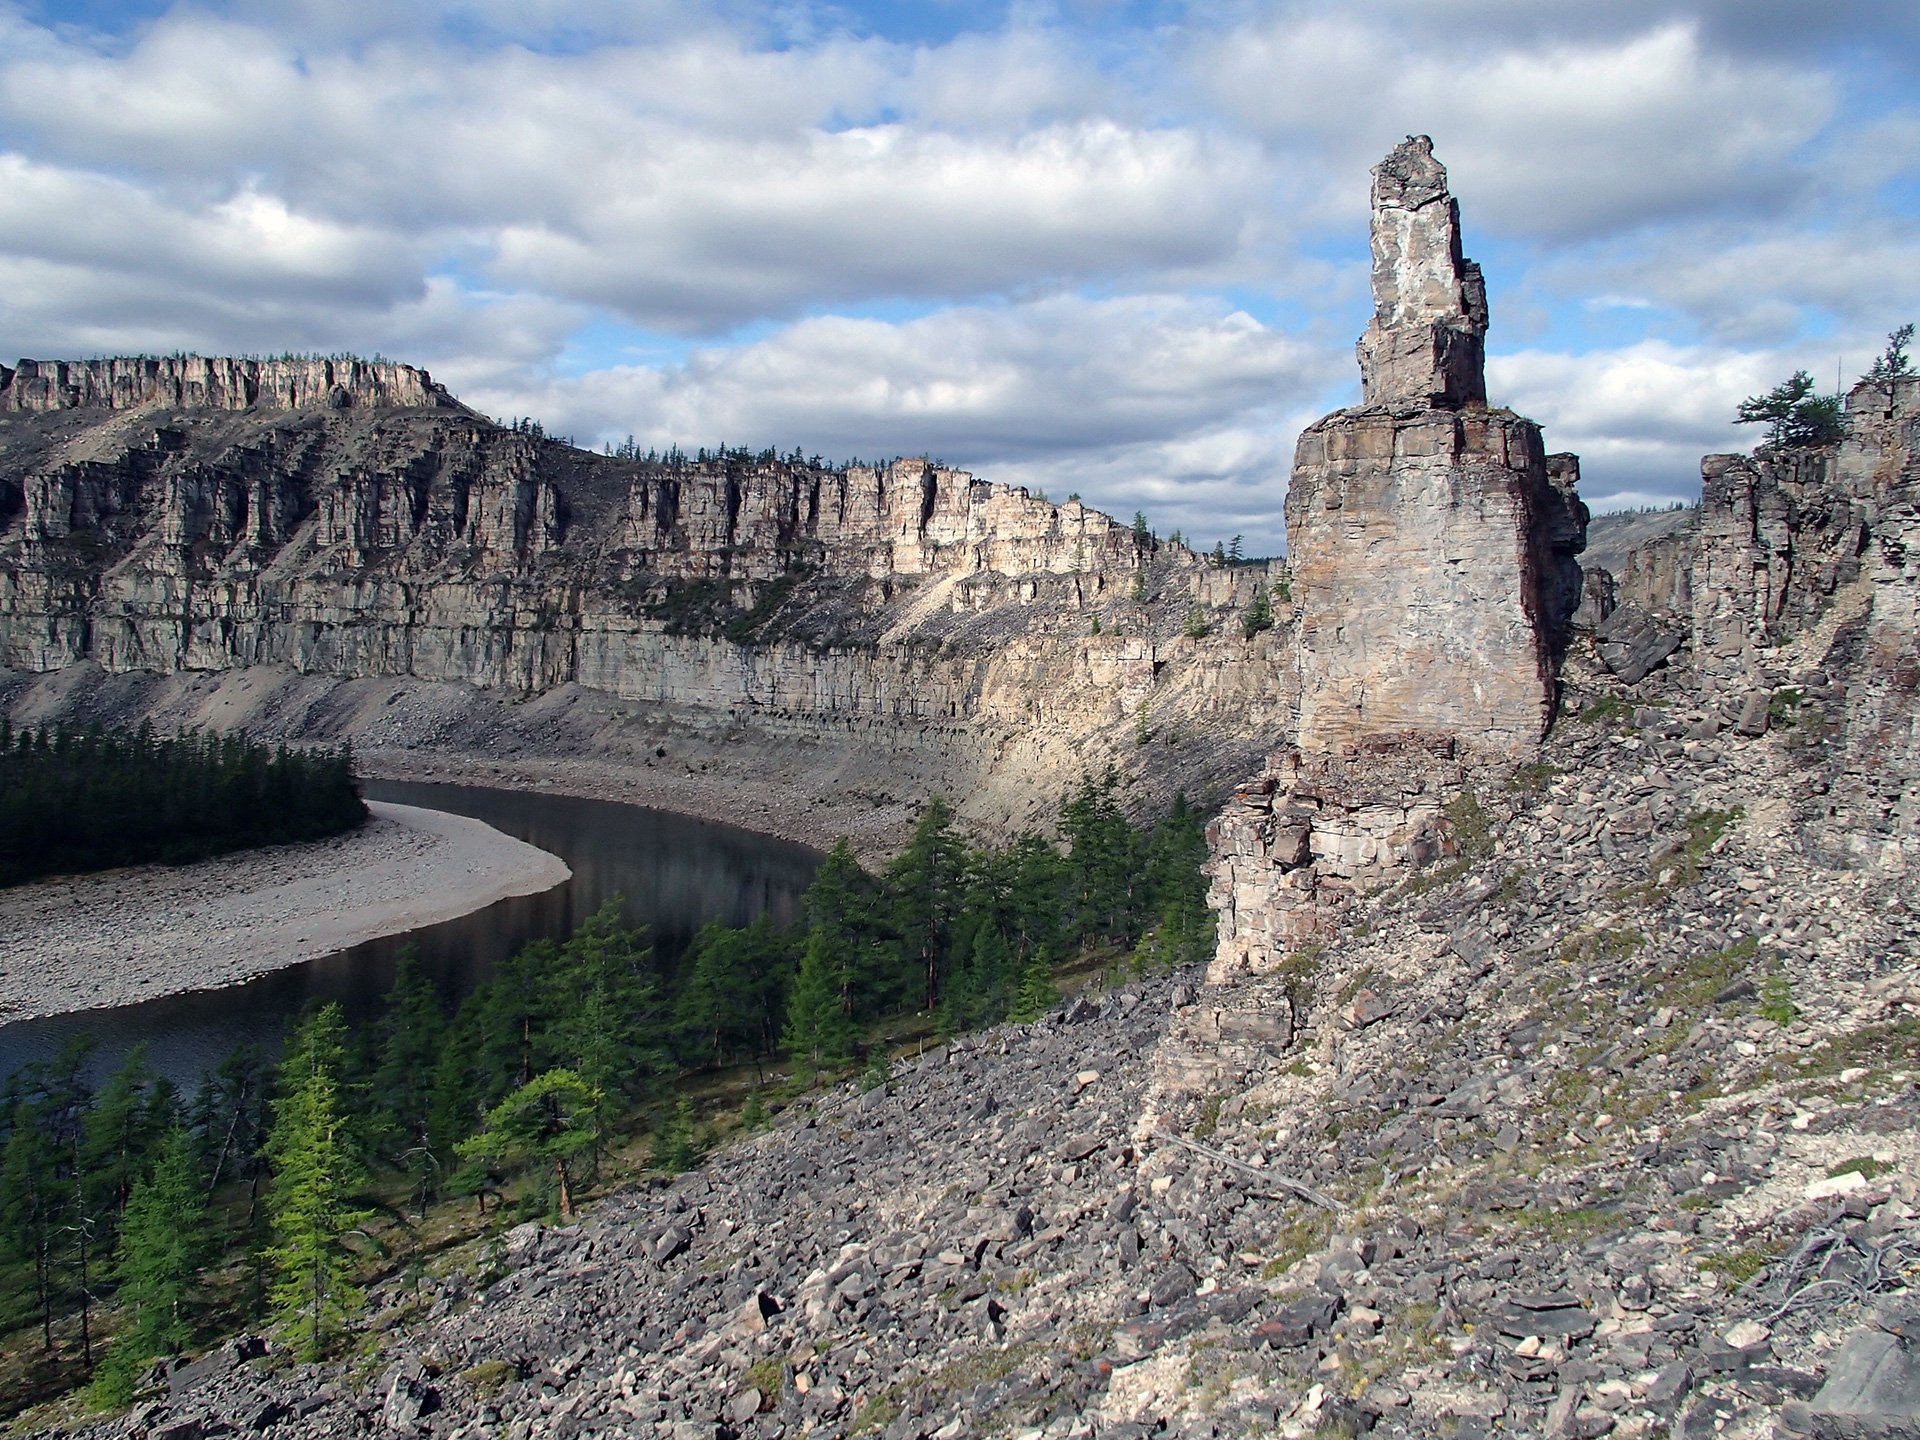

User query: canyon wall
[0,356,451,414]
[0,374,1291,839]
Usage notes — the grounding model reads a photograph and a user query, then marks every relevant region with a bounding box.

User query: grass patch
[1828,1156,1891,1181]
[1193,1092,1226,1140]
[1698,1241,1783,1288]
[1260,1211,1335,1280]
[1336,964,1380,1007]
[1577,695,1632,727]
[1558,927,1645,968]
[1759,976,1798,1025]
[1506,761,1563,795]
[1505,1206,1619,1242]
[1443,790,1493,858]
[1658,936,1762,1011]
[1276,945,1324,1011]
[459,1359,518,1398]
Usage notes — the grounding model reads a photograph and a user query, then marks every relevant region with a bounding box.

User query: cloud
[1488,341,1792,505]
[488,120,1266,331]
[0,0,1915,557]
[1548,225,1920,345]
[1197,15,1835,241]
[449,293,1338,554]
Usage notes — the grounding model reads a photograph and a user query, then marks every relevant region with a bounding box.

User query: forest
[0,771,1211,1414]
[0,723,365,887]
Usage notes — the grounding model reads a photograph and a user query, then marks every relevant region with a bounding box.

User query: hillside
[6,137,1919,1440]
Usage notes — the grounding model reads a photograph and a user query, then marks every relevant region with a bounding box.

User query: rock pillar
[1210,134,1586,973]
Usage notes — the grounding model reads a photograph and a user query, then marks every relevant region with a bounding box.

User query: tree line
[0,770,1211,1411]
[0,723,365,887]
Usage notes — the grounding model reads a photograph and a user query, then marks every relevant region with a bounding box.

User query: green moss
[1506,761,1563,794]
[1558,927,1645,968]
[1827,1156,1890,1181]
[1577,695,1632,726]
[1193,1093,1226,1140]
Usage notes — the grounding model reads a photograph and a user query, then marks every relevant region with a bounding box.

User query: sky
[3,1,1917,556]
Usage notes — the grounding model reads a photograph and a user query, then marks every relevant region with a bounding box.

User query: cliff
[0,355,453,414]
[0,363,1290,840]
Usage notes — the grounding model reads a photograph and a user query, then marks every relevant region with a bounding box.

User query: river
[0,780,822,1091]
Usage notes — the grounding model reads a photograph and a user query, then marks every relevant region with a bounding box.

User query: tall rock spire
[1284,135,1585,756]
[1357,135,1489,410]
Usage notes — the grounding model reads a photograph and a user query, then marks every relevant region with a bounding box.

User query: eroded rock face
[1288,411,1584,755]
[1289,136,1584,759]
[0,356,449,413]
[1206,135,1585,992]
[0,379,1296,836]
[1357,135,1489,411]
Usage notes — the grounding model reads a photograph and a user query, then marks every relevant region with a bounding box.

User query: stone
[1357,136,1488,411]
[1594,602,1685,685]
[1791,1326,1920,1439]
[1288,136,1585,758]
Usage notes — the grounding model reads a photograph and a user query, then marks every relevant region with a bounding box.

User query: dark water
[0,781,821,1092]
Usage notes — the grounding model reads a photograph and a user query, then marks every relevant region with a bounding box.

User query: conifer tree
[456,1070,602,1220]
[1009,950,1057,1023]
[886,797,968,1010]
[1242,582,1273,639]
[90,1126,207,1407]
[371,951,446,1215]
[263,1005,370,1360]
[781,926,854,1082]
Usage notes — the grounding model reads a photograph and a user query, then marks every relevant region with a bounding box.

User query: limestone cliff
[1207,134,1586,981]
[0,355,453,414]
[0,362,1290,839]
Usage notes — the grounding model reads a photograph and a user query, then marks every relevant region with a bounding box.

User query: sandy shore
[0,802,570,1024]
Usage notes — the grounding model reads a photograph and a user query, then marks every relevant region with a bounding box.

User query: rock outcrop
[1208,135,1585,977]
[1291,136,1584,759]
[1356,134,1489,411]
[0,373,1290,840]
[0,355,451,413]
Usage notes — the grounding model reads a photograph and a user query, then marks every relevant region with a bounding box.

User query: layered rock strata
[0,368,1292,839]
[1205,135,1585,989]
[0,355,451,413]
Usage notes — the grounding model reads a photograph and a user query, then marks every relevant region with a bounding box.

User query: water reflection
[0,781,822,1091]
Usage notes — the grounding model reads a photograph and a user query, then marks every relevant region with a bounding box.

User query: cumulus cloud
[1488,341,1802,507]
[0,0,1914,552]
[1198,16,1835,241]
[451,294,1337,554]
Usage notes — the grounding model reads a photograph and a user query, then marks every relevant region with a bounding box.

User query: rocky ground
[52,649,1917,1440]
[0,802,568,1023]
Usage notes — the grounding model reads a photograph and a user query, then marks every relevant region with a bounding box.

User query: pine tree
[1242,582,1273,639]
[263,1005,371,1360]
